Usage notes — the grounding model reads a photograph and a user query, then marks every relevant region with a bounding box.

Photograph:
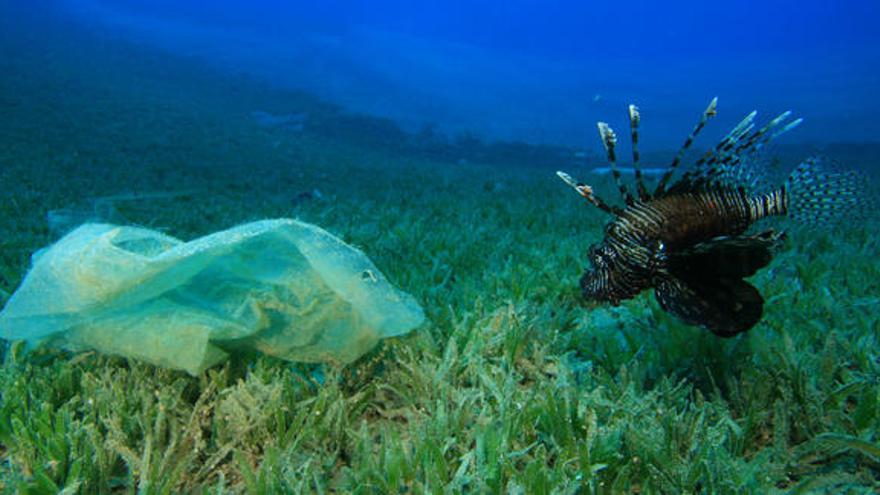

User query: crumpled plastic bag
[0,219,425,375]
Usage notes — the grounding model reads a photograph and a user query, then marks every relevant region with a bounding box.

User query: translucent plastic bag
[0,219,424,375]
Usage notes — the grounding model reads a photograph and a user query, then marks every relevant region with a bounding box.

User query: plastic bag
[0,219,425,375]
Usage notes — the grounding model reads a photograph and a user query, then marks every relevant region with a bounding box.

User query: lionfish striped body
[559,99,860,336]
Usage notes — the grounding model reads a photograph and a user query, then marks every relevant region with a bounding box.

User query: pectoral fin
[654,276,764,337]
[668,230,785,280]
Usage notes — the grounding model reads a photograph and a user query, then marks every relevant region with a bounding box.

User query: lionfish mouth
[579,266,637,306]
[579,269,608,301]
[579,239,647,305]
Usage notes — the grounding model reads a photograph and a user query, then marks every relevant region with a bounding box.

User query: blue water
[55,0,880,150]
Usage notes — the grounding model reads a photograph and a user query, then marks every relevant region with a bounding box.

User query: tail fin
[784,157,867,224]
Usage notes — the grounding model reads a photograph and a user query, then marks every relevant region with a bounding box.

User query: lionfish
[558,98,860,336]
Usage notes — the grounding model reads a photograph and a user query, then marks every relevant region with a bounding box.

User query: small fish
[559,99,862,336]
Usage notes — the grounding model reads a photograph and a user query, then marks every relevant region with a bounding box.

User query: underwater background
[1,0,879,492]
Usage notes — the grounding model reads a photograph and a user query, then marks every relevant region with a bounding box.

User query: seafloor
[1,8,878,495]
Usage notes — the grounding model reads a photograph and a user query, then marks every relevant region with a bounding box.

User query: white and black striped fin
[710,112,800,173]
[654,97,718,196]
[672,152,766,197]
[770,115,804,140]
[698,111,799,174]
[783,157,867,224]
[668,230,786,280]
[686,110,755,172]
[737,111,801,155]
[627,105,650,201]
[597,122,635,206]
[655,275,764,337]
[670,111,801,196]
[556,171,623,216]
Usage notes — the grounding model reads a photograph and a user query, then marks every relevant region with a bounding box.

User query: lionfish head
[579,242,643,305]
